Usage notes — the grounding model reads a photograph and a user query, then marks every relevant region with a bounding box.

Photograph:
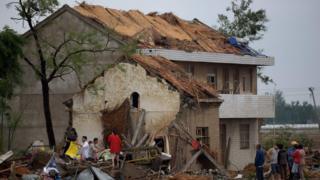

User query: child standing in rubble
[107,128,122,168]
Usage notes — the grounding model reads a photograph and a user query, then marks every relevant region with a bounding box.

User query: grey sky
[1,0,319,104]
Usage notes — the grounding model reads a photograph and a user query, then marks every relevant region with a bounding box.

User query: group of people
[255,141,306,180]
[62,127,122,168]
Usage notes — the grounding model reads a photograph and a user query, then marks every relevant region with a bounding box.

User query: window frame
[239,124,250,149]
[196,127,210,147]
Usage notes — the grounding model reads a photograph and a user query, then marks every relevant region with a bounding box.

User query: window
[130,92,139,108]
[242,77,246,92]
[249,68,253,93]
[223,68,229,93]
[207,73,216,86]
[239,124,250,149]
[196,127,210,147]
[186,64,195,76]
[233,68,240,94]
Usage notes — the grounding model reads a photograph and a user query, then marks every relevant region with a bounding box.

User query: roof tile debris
[130,55,219,99]
[74,3,240,54]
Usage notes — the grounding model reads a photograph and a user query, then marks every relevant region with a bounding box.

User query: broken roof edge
[140,48,275,66]
[21,4,126,46]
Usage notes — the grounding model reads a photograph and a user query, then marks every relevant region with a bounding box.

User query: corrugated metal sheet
[219,94,275,118]
[139,49,274,66]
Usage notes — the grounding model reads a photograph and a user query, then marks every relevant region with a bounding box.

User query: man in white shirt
[80,136,91,161]
[268,145,280,180]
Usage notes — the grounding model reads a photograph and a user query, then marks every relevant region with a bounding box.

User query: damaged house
[72,54,222,171]
[10,3,275,171]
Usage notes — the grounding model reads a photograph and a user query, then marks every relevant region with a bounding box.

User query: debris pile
[0,119,228,179]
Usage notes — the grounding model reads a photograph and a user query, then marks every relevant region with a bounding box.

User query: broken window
[130,92,140,108]
[196,127,209,147]
[239,124,250,149]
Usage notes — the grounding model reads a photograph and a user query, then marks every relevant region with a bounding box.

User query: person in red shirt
[291,144,301,179]
[107,128,122,168]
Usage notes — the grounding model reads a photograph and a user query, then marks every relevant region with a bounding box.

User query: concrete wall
[175,61,257,94]
[219,94,275,118]
[9,10,121,149]
[169,103,221,170]
[220,118,259,170]
[72,62,180,141]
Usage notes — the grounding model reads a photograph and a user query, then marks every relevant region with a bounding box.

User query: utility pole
[309,87,319,129]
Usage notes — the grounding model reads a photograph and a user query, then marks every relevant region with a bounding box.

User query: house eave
[139,48,275,66]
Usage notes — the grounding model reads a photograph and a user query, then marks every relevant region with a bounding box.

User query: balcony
[219,94,275,118]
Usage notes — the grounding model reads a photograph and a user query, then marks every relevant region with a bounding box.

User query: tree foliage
[0,26,24,151]
[262,131,314,150]
[266,90,316,124]
[218,0,268,42]
[0,26,24,99]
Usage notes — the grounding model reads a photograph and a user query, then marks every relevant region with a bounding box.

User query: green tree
[267,90,316,124]
[9,0,122,147]
[218,0,268,42]
[218,0,272,84]
[0,26,24,151]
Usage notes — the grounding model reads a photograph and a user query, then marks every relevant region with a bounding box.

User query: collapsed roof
[130,55,219,99]
[74,3,241,54]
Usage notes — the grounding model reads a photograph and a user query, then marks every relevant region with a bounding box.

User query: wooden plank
[0,150,13,165]
[181,150,202,172]
[224,137,231,169]
[135,134,149,147]
[120,134,133,148]
[201,149,228,176]
[131,109,145,145]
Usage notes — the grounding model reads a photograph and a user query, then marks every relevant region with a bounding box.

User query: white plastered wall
[72,63,180,142]
[221,118,259,170]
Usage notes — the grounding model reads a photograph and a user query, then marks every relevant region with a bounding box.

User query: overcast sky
[1,0,320,104]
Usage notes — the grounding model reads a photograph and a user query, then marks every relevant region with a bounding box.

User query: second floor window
[186,64,194,76]
[207,73,216,86]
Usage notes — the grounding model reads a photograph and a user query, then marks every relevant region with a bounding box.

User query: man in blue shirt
[255,144,265,180]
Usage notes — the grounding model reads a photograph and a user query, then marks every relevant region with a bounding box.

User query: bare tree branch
[47,46,117,82]
[23,56,43,78]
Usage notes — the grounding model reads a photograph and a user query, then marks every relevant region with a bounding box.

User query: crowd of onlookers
[255,141,306,180]
[61,127,122,168]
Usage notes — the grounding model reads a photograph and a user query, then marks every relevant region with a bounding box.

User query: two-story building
[10,3,274,170]
[141,49,275,169]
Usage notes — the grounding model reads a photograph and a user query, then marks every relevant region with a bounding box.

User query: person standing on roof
[255,144,265,180]
[107,128,122,168]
